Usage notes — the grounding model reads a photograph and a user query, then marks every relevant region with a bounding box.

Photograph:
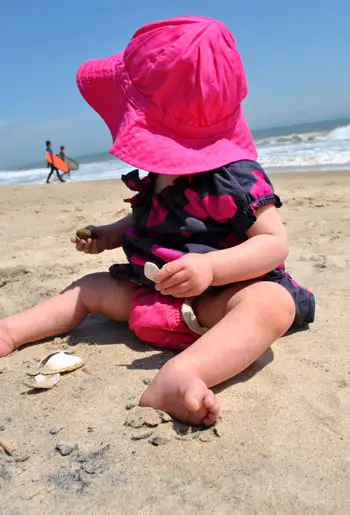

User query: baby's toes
[202,393,221,426]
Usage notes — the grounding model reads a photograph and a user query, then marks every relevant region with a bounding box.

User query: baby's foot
[0,322,16,358]
[139,363,220,426]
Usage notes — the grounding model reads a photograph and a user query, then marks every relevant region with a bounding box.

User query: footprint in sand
[0,266,30,287]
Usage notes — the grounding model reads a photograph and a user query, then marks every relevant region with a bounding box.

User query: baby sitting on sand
[0,16,315,424]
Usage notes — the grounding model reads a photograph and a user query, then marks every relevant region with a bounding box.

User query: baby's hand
[70,226,105,254]
[155,254,213,298]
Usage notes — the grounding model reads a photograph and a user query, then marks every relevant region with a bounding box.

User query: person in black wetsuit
[45,140,65,183]
[58,145,70,178]
[58,145,66,161]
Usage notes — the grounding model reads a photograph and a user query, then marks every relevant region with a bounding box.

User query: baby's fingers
[155,259,185,283]
[81,238,96,253]
[76,238,88,252]
[86,240,100,254]
[155,270,188,291]
[70,236,88,253]
[159,281,192,298]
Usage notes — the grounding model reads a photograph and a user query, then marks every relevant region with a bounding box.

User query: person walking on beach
[1,17,315,425]
[58,145,71,178]
[45,140,65,184]
[58,145,66,161]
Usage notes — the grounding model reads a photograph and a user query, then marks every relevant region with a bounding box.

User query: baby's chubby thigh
[192,281,256,329]
[193,279,295,333]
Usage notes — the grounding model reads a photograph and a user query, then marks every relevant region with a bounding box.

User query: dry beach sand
[0,173,349,514]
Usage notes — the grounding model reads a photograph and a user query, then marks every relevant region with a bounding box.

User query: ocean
[1,118,349,187]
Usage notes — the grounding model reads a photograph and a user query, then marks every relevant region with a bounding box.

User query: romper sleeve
[121,169,154,206]
[196,160,282,234]
[121,169,152,192]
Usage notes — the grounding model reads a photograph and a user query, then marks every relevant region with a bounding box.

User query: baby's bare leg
[0,273,135,357]
[141,281,295,425]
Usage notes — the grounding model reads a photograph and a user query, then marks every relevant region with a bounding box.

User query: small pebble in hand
[76,229,98,240]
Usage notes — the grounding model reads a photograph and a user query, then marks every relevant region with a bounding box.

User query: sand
[0,173,349,514]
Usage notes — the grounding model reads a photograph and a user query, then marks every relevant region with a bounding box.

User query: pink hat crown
[123,16,248,133]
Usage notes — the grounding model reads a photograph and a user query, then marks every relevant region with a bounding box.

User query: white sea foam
[326,124,350,141]
[0,159,136,187]
[257,124,350,170]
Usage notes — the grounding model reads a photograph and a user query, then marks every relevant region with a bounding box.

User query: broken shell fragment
[144,262,160,282]
[27,351,84,376]
[24,373,60,390]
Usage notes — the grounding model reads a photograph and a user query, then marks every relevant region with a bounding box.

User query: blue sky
[1,0,349,167]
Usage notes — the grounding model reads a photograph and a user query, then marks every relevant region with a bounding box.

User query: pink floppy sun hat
[76,16,257,175]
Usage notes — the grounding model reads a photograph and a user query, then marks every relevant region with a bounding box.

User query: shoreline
[0,168,350,191]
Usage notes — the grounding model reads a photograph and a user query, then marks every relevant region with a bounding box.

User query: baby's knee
[66,272,107,314]
[266,284,295,334]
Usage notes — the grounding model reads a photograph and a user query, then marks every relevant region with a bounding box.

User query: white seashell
[144,262,160,282]
[39,351,84,375]
[24,373,60,390]
[27,351,84,376]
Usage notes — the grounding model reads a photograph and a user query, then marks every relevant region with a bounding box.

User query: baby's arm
[207,205,288,286]
[71,214,133,254]
[154,205,288,298]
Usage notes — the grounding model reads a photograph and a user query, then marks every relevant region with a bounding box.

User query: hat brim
[77,54,257,175]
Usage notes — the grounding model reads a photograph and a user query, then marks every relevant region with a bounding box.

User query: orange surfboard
[45,151,69,173]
